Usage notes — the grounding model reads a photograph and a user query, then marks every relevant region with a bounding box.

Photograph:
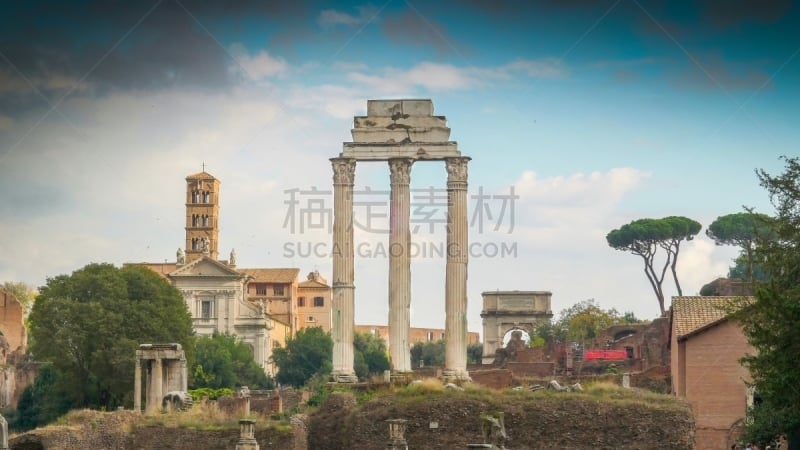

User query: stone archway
[481,291,553,364]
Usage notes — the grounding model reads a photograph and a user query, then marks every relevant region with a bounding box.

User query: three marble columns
[330,156,470,381]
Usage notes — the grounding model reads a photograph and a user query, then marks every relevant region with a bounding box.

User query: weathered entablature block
[342,99,460,161]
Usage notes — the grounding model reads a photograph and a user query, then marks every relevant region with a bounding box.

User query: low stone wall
[8,410,301,450]
[309,391,695,450]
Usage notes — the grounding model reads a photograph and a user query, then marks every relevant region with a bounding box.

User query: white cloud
[229,44,289,80]
[344,59,567,94]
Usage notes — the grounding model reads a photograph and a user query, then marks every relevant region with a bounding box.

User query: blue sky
[1,0,798,334]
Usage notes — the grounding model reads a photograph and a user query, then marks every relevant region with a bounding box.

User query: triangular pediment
[170,256,242,278]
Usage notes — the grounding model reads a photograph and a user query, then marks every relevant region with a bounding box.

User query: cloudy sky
[1,0,798,335]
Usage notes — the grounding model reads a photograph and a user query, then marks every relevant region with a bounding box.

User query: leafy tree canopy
[28,263,194,412]
[272,326,332,387]
[10,364,72,431]
[735,156,800,443]
[553,299,644,343]
[191,333,273,390]
[467,342,483,364]
[607,216,701,315]
[410,340,445,368]
[708,212,774,282]
[353,331,390,380]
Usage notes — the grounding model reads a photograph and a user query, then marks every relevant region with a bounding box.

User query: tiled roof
[186,171,217,180]
[125,263,178,280]
[672,296,753,340]
[239,268,300,283]
[298,279,329,288]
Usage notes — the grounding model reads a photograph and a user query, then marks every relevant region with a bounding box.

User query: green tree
[467,342,483,364]
[555,299,626,343]
[191,333,273,390]
[410,340,445,368]
[707,212,773,282]
[27,263,194,412]
[607,216,700,316]
[271,326,332,387]
[353,331,390,380]
[734,157,800,443]
[728,250,770,282]
[12,364,72,431]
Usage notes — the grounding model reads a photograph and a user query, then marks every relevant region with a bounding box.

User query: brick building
[670,295,754,449]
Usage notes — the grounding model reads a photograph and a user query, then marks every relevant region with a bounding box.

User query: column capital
[388,158,413,185]
[445,157,471,183]
[331,158,356,184]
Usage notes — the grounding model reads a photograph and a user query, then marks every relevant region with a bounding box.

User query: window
[306,316,316,322]
[314,296,324,307]
[427,331,434,341]
[201,300,213,319]
[256,284,267,296]
[297,297,305,307]
[273,285,285,296]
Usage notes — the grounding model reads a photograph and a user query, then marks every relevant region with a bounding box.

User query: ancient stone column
[134,357,142,412]
[0,413,9,450]
[444,157,471,379]
[150,358,163,412]
[236,419,260,450]
[331,158,358,382]
[388,158,413,373]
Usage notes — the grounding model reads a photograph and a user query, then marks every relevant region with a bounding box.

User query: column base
[389,371,414,385]
[330,371,359,383]
[440,369,471,384]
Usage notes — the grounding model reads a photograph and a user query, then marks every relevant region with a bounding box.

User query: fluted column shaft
[134,357,142,412]
[388,158,413,372]
[331,158,357,380]
[444,157,470,378]
[150,358,163,412]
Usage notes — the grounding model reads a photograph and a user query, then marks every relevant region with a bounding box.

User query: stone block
[350,127,452,143]
[366,99,433,117]
[341,142,460,160]
[353,115,447,129]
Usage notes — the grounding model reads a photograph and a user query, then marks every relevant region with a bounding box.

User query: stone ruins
[330,99,471,381]
[134,343,189,413]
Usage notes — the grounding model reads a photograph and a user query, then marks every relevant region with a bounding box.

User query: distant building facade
[297,271,332,332]
[354,325,480,349]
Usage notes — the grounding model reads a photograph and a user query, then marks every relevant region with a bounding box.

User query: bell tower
[185,170,220,263]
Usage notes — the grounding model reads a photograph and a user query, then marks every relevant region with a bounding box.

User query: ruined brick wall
[469,369,513,389]
[0,289,27,354]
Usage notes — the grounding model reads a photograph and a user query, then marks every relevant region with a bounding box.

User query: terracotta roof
[186,171,217,180]
[125,263,178,280]
[672,296,753,340]
[239,268,299,283]
[298,279,329,288]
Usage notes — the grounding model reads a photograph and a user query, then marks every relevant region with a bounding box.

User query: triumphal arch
[480,291,553,364]
[331,99,470,381]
